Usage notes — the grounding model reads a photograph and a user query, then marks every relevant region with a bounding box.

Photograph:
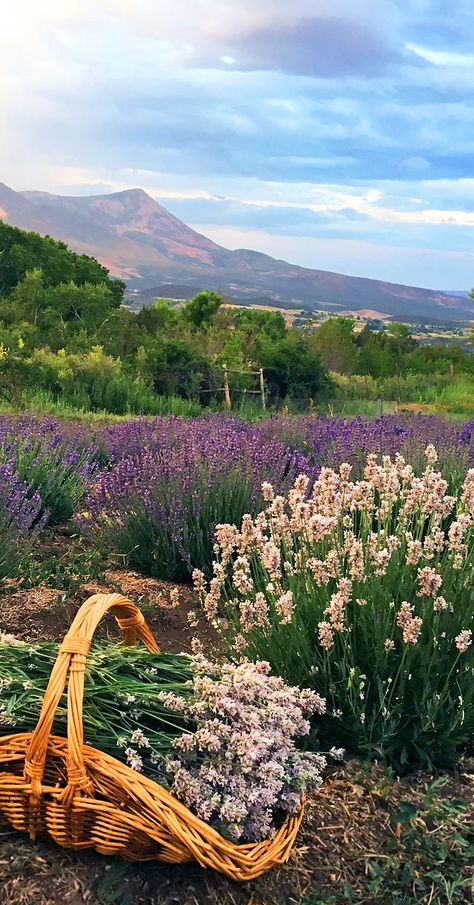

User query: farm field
[4,2,474,900]
[0,411,473,905]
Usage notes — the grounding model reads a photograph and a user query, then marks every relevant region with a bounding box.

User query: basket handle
[24,593,159,804]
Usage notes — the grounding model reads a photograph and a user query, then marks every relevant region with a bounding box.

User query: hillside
[1,181,473,320]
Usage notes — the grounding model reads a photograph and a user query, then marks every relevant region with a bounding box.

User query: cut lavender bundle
[0,638,326,842]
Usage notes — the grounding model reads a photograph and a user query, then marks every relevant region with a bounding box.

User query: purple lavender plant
[256,414,473,479]
[80,413,473,581]
[81,416,312,581]
[0,415,98,524]
[0,463,44,581]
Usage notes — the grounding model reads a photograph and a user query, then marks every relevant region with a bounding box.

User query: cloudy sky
[2,1,474,289]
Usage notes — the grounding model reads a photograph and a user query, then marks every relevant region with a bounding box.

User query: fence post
[223,363,231,411]
[259,368,266,410]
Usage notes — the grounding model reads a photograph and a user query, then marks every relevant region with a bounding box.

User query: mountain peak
[90,186,157,205]
[1,180,473,320]
[111,187,152,198]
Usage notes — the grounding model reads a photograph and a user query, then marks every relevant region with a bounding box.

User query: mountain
[1,181,473,321]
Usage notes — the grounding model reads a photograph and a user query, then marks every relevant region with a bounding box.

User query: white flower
[125,747,143,772]
[130,728,150,748]
[329,747,345,761]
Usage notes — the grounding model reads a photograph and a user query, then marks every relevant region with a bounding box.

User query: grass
[427,377,474,417]
[0,389,203,420]
[1,376,474,421]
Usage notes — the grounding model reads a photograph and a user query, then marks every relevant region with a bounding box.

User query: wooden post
[259,368,266,410]
[223,363,231,411]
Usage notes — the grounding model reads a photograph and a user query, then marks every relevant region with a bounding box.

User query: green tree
[357,326,397,378]
[260,332,330,402]
[0,221,124,301]
[182,290,223,329]
[8,272,121,349]
[308,316,359,374]
[135,299,181,335]
[235,309,287,343]
[140,337,219,402]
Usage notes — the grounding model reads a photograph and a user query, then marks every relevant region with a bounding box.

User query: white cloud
[191,226,474,288]
[406,44,474,67]
[1,1,474,287]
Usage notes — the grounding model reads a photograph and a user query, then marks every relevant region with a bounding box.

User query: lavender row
[0,412,473,583]
[81,414,474,580]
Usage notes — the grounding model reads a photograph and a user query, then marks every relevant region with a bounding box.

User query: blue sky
[2,0,474,289]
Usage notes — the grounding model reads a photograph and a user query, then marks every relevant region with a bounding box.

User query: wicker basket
[0,593,304,880]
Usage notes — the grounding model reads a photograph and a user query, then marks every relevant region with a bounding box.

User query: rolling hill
[1,181,473,320]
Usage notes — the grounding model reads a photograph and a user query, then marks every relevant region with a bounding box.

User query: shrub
[0,462,44,581]
[0,415,96,524]
[80,417,311,581]
[195,446,474,771]
[25,347,193,415]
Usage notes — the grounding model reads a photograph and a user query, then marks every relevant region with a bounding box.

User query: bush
[25,347,181,415]
[79,416,311,581]
[0,415,96,524]
[0,463,44,582]
[195,447,474,771]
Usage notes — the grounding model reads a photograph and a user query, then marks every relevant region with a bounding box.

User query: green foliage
[135,298,181,334]
[19,539,107,597]
[329,368,474,417]
[0,388,204,419]
[309,317,359,374]
[302,784,473,905]
[235,308,287,343]
[182,289,223,328]
[3,271,121,350]
[16,346,189,415]
[147,338,219,401]
[260,332,331,402]
[0,221,473,417]
[0,220,124,301]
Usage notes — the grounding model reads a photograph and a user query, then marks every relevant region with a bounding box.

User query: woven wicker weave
[0,593,304,880]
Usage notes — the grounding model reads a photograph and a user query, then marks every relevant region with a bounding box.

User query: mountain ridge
[0,181,472,321]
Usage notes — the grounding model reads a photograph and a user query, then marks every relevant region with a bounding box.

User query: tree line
[0,221,472,414]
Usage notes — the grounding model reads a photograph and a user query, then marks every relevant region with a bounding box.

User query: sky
[1,1,474,289]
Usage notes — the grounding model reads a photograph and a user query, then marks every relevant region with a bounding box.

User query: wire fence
[214,365,399,417]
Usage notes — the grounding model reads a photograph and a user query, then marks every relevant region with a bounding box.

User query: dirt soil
[0,570,207,653]
[1,762,472,905]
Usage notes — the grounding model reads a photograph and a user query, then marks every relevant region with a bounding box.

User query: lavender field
[0,411,473,583]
